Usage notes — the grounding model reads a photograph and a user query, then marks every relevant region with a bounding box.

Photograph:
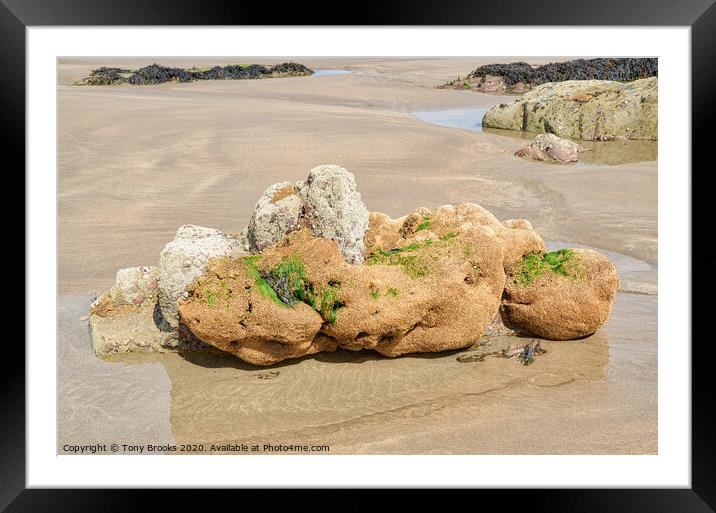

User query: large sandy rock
[179,217,506,365]
[295,165,369,264]
[157,224,246,328]
[515,133,585,163]
[500,248,619,339]
[246,182,303,253]
[482,77,657,141]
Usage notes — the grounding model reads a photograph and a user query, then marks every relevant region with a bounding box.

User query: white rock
[295,165,369,264]
[246,182,303,253]
[157,224,246,327]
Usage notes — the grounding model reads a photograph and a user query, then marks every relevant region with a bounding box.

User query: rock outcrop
[180,218,505,365]
[500,248,619,339]
[89,165,619,365]
[441,58,657,94]
[108,266,159,306]
[482,77,657,141]
[88,265,205,354]
[244,165,370,265]
[515,133,586,163]
[80,62,314,86]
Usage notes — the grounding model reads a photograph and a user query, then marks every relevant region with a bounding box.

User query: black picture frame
[4,0,711,510]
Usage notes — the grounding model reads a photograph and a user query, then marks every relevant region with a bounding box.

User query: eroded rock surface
[179,213,506,365]
[482,77,657,141]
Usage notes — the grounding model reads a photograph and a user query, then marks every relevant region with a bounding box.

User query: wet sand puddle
[105,328,609,451]
[312,69,353,77]
[412,107,657,165]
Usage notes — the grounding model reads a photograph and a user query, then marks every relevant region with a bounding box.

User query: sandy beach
[58,57,657,454]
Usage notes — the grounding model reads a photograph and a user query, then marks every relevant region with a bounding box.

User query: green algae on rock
[502,248,619,340]
[514,249,581,286]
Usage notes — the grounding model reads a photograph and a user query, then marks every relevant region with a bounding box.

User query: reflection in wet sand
[106,320,607,450]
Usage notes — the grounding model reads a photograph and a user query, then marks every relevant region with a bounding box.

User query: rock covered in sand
[157,224,247,329]
[89,165,619,365]
[482,77,657,141]
[515,133,585,163]
[179,216,506,365]
[500,248,619,339]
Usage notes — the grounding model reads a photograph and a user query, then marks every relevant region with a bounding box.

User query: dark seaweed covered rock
[191,64,271,80]
[80,61,313,86]
[128,64,194,84]
[443,58,658,94]
[81,67,131,85]
[269,62,313,75]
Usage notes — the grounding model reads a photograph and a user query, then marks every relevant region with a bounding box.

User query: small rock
[515,133,585,163]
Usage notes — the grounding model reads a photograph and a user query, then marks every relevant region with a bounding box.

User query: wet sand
[58,57,657,454]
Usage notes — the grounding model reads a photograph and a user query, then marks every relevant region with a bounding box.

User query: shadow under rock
[176,343,467,370]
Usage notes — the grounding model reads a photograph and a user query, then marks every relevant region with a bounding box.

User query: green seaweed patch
[244,254,343,323]
[416,215,431,232]
[243,256,286,307]
[369,288,380,300]
[365,240,437,278]
[273,255,317,308]
[515,249,581,286]
[319,285,342,324]
[386,287,398,297]
[440,231,458,241]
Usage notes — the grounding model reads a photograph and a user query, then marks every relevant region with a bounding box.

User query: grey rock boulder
[295,165,369,264]
[246,182,303,253]
[157,224,247,328]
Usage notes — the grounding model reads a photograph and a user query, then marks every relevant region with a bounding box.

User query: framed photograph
[5,0,711,509]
